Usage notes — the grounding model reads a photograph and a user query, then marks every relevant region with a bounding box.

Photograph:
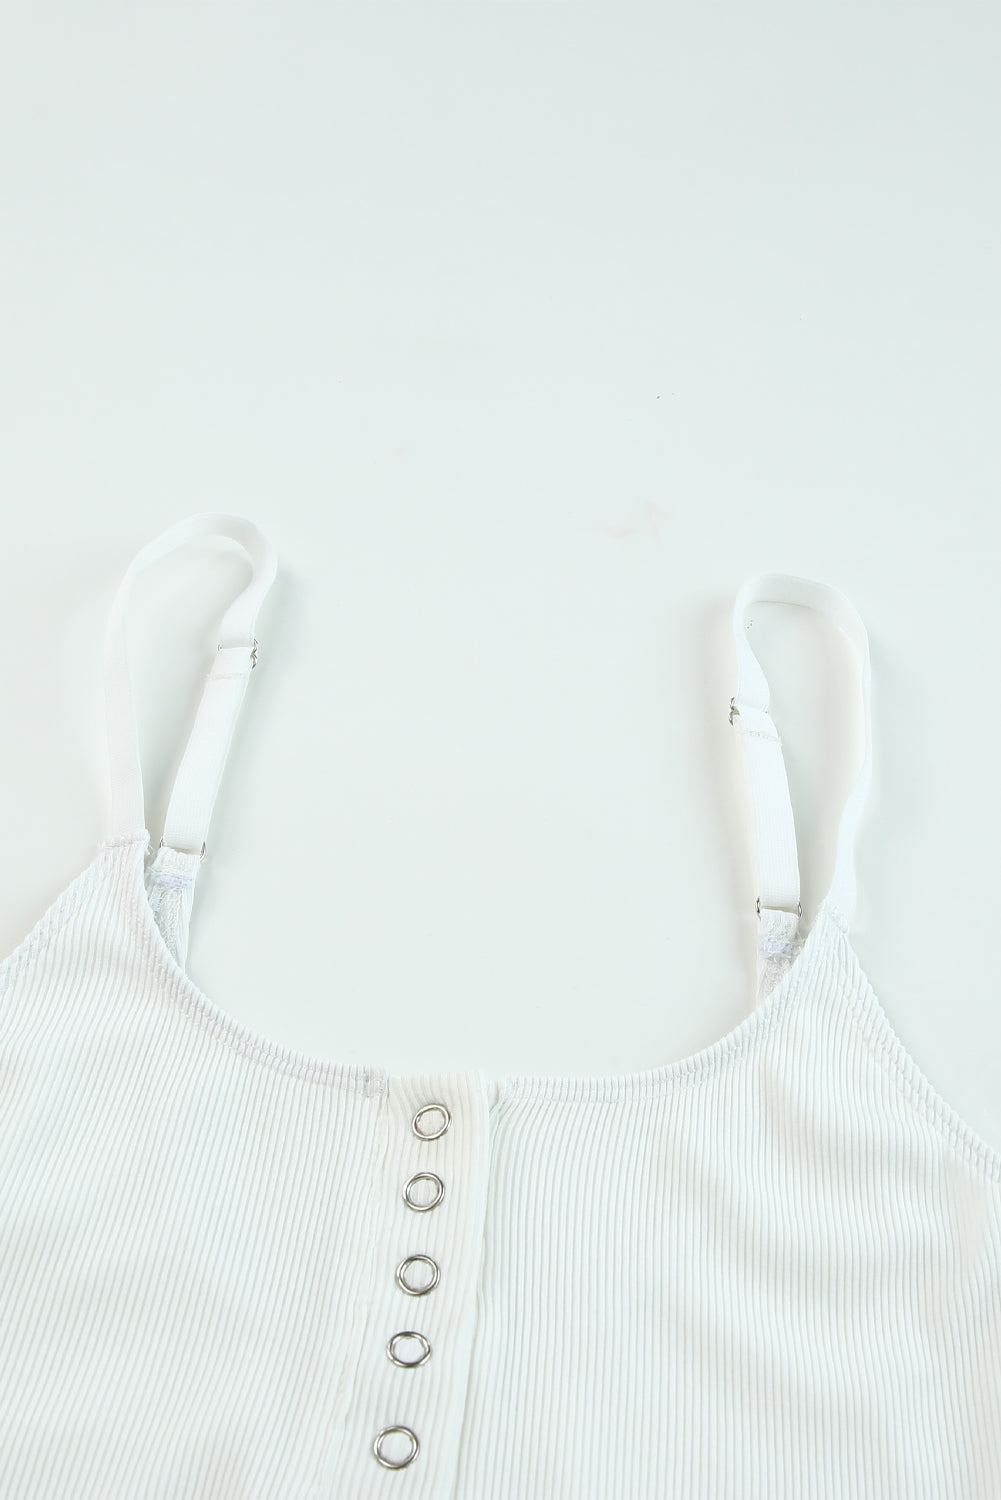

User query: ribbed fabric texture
[1,832,999,1499]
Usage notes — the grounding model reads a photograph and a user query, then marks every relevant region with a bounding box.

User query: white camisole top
[1,513,998,1500]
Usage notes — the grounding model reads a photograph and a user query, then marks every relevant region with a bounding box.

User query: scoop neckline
[113,832,836,1106]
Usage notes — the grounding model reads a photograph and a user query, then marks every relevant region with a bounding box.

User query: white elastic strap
[159,642,261,857]
[730,573,873,943]
[103,515,278,966]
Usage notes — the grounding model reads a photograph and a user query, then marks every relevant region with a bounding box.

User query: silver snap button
[372,1425,420,1469]
[411,1102,451,1140]
[387,1329,432,1368]
[402,1170,444,1211]
[395,1253,440,1296]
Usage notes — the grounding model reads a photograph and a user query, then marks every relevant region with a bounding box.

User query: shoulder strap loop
[730,574,873,995]
[102,514,277,967]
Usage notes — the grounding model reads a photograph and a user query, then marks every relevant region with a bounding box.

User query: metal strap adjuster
[756,896,802,918]
[159,838,207,861]
[216,638,258,669]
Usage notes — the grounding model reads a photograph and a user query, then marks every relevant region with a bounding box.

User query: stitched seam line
[837,933,1001,1187]
[114,841,383,1098]
[0,848,109,1002]
[498,927,823,1105]
[315,1097,390,1494]
[734,727,781,743]
[135,918,381,1097]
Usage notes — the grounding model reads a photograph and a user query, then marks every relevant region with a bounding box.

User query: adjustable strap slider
[756,896,802,918]
[216,638,259,670]
[159,837,207,861]
[728,696,781,742]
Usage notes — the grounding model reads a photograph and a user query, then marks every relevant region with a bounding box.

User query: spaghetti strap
[102,514,277,967]
[729,573,873,1002]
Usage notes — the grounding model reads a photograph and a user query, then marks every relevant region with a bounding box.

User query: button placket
[372,1099,452,1471]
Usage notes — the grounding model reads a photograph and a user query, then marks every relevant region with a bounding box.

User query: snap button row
[373,1099,451,1470]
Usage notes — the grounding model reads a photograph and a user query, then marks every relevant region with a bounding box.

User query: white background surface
[1,6,998,1147]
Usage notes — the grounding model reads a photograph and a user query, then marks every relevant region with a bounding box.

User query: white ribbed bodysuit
[0,514,998,1500]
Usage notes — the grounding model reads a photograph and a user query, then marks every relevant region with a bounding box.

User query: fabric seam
[836,929,1001,1188]
[0,849,109,1005]
[311,1094,389,1499]
[496,919,824,1105]
[112,836,382,1099]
